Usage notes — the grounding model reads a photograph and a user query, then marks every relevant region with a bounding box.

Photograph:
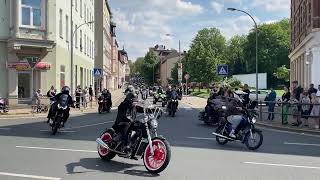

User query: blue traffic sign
[217,65,228,76]
[93,68,103,77]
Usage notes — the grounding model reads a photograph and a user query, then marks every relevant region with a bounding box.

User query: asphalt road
[0,96,320,180]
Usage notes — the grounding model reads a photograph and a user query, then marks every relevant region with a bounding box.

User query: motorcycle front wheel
[244,129,263,150]
[143,138,171,174]
[51,116,61,135]
[215,125,229,145]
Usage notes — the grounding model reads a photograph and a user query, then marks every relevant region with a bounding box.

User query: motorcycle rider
[100,89,112,108]
[225,89,245,138]
[47,86,74,126]
[112,92,137,154]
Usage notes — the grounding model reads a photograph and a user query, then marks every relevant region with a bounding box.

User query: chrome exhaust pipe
[212,132,236,141]
[96,138,110,149]
[96,138,127,155]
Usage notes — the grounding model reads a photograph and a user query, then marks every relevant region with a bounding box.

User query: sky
[109,0,290,61]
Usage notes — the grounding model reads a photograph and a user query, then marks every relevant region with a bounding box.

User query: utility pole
[70,0,74,96]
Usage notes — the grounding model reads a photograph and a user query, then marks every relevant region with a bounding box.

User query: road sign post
[184,74,190,95]
[178,63,183,83]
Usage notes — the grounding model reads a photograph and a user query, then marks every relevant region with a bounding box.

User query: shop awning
[6,61,52,71]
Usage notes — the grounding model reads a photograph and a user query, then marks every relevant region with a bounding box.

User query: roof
[161,50,181,64]
[105,0,112,16]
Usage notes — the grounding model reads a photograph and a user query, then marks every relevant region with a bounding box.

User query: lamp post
[227,8,258,101]
[70,20,94,96]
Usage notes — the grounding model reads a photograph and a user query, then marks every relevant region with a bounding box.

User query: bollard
[259,101,263,121]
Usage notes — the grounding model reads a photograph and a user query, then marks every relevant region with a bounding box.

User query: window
[84,34,86,54]
[80,30,82,51]
[66,15,69,42]
[89,40,91,58]
[21,0,43,28]
[75,24,78,48]
[80,0,82,17]
[59,9,63,38]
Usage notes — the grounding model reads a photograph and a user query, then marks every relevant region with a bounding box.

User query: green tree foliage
[226,35,247,75]
[243,18,290,86]
[130,57,144,75]
[273,65,290,82]
[141,52,157,84]
[185,28,226,84]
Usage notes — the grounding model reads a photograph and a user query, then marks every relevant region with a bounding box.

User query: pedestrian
[281,86,291,125]
[242,84,251,108]
[46,86,56,98]
[82,86,88,108]
[291,80,303,118]
[309,93,320,129]
[299,91,310,127]
[89,85,93,101]
[317,85,320,97]
[267,88,277,121]
[308,84,318,97]
[75,86,82,108]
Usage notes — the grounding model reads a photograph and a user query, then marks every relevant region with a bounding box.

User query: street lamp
[70,20,94,96]
[227,8,259,101]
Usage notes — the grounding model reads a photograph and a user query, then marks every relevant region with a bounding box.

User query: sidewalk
[181,95,320,135]
[0,89,124,119]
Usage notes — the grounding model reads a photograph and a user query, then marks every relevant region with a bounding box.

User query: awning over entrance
[6,61,51,71]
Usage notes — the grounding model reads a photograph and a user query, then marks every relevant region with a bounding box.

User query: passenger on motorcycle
[47,86,74,126]
[112,92,137,153]
[100,89,112,107]
[225,90,245,138]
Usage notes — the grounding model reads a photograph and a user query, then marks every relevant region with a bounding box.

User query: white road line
[63,121,113,130]
[0,128,11,130]
[259,126,320,138]
[16,146,96,153]
[39,130,76,133]
[0,172,61,180]
[187,136,215,140]
[284,142,320,147]
[243,162,320,170]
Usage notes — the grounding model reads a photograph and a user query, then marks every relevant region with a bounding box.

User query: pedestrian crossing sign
[93,68,103,77]
[217,65,228,76]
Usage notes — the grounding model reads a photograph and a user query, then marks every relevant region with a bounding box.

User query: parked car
[249,90,281,105]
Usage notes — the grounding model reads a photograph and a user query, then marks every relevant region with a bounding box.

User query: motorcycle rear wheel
[98,130,117,160]
[215,125,228,145]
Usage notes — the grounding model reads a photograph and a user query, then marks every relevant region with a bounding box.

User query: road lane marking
[39,130,76,133]
[63,121,113,130]
[258,126,320,138]
[16,146,96,153]
[243,162,320,170]
[0,128,11,130]
[0,172,61,180]
[187,136,215,140]
[284,142,320,147]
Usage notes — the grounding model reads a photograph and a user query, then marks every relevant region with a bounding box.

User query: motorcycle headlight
[222,106,227,110]
[150,119,158,129]
[251,117,257,124]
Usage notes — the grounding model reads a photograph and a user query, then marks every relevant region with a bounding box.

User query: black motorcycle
[199,98,226,126]
[96,104,171,174]
[212,105,263,150]
[98,96,112,114]
[167,93,179,117]
[49,95,73,135]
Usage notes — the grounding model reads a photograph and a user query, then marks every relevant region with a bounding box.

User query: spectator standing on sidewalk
[75,86,82,108]
[267,88,277,121]
[310,93,320,129]
[82,87,88,108]
[300,91,311,127]
[89,85,93,101]
[242,84,251,108]
[291,81,303,119]
[308,84,317,97]
[281,86,291,125]
[317,85,320,97]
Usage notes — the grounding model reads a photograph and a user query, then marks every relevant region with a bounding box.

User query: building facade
[0,0,95,104]
[118,49,128,87]
[110,22,119,90]
[94,0,112,91]
[289,0,320,88]
[160,50,180,87]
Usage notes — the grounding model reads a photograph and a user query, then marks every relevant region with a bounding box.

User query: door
[18,72,31,104]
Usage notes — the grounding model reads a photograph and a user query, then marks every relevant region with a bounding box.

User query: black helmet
[61,86,70,94]
[125,92,136,102]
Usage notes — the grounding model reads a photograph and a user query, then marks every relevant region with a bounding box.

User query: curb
[256,121,320,135]
[0,93,124,119]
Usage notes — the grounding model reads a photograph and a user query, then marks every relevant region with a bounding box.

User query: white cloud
[264,20,277,24]
[211,1,224,14]
[252,0,290,12]
[176,0,203,14]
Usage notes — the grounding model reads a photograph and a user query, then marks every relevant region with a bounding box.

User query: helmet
[61,86,70,94]
[125,92,136,102]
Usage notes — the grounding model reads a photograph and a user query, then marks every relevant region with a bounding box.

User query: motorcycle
[212,105,263,150]
[199,98,226,126]
[49,95,73,135]
[0,97,9,113]
[153,92,166,105]
[98,96,112,114]
[167,94,179,117]
[96,101,171,174]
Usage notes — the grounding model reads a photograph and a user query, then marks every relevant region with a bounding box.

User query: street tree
[226,35,247,75]
[273,65,290,82]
